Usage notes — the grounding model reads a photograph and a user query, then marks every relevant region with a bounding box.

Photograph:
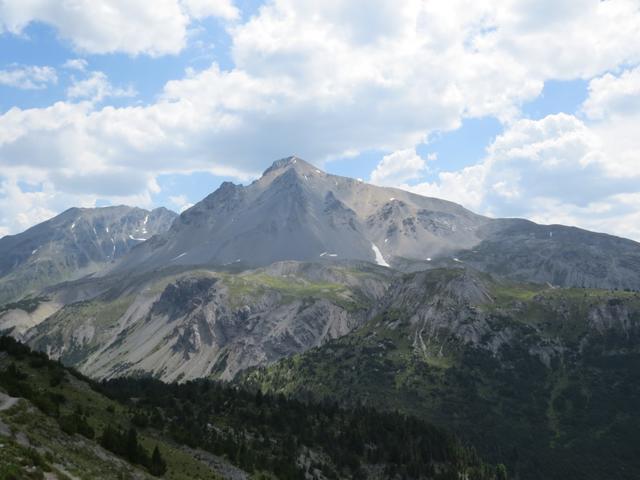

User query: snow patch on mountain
[371,243,390,267]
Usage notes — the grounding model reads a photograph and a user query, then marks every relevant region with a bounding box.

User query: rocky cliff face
[371,268,640,369]
[23,261,393,381]
[0,206,177,304]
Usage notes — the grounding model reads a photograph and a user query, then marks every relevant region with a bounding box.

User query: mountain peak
[262,156,318,177]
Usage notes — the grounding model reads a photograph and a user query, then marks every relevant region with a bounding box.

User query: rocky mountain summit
[3,156,640,305]
[113,156,640,291]
[113,156,490,274]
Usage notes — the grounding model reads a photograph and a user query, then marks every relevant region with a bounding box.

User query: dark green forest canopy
[0,335,504,480]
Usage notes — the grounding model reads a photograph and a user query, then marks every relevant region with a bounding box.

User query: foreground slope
[0,336,503,480]
[0,337,227,480]
[242,268,640,480]
[0,206,177,304]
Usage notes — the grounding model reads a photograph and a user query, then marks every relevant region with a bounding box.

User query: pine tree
[100,424,121,455]
[496,463,508,480]
[126,427,139,463]
[149,445,167,476]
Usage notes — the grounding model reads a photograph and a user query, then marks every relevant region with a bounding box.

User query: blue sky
[1,0,640,240]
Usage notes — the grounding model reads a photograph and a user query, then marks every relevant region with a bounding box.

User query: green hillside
[241,269,640,480]
[0,335,502,480]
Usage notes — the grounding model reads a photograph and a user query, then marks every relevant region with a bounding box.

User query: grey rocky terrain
[111,157,491,274]
[0,205,177,304]
[21,261,393,381]
[111,156,640,291]
[459,218,640,290]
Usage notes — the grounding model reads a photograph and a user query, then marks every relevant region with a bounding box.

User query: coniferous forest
[0,335,504,479]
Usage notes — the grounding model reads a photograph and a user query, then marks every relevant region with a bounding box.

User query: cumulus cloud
[67,71,137,103]
[63,59,89,71]
[404,165,487,213]
[370,149,428,186]
[169,195,195,212]
[0,65,57,90]
[2,0,640,236]
[181,0,239,20]
[580,66,640,179]
[486,0,640,79]
[0,0,238,56]
[406,67,640,240]
[582,67,640,120]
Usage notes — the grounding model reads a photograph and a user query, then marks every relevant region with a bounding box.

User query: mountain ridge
[108,156,490,274]
[105,156,640,291]
[0,205,177,304]
[4,156,640,296]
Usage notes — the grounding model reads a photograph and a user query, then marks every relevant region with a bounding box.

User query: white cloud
[582,67,640,120]
[2,1,640,236]
[169,195,194,212]
[406,165,487,211]
[406,76,640,240]
[181,0,239,20]
[0,173,78,235]
[0,65,57,90]
[0,0,239,56]
[63,59,88,71]
[486,0,640,79]
[370,149,427,186]
[67,72,137,103]
[580,66,640,179]
[479,114,622,212]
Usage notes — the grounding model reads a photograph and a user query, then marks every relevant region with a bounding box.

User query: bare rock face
[587,299,635,335]
[111,156,491,275]
[374,268,640,368]
[0,206,177,304]
[105,156,640,291]
[25,262,392,382]
[373,269,506,361]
